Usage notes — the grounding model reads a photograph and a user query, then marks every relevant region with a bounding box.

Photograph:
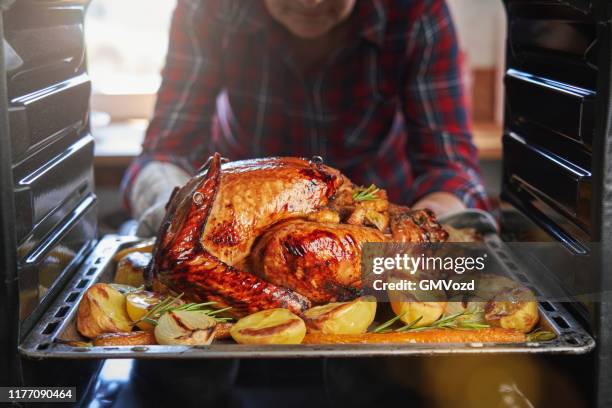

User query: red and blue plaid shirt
[122,0,490,212]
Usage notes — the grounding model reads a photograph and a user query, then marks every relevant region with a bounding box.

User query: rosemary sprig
[394,316,423,332]
[152,303,233,324]
[352,184,380,202]
[371,309,489,334]
[526,329,556,342]
[404,310,489,332]
[372,312,406,333]
[206,306,233,317]
[134,293,233,326]
[135,293,184,326]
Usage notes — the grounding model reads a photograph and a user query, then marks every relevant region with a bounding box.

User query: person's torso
[210,0,420,203]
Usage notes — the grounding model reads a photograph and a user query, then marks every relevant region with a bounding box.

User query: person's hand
[135,200,171,237]
[412,192,466,217]
[130,162,190,237]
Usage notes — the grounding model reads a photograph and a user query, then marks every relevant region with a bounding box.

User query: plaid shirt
[122,0,489,212]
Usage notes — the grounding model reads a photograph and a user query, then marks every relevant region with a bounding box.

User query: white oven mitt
[130,161,191,237]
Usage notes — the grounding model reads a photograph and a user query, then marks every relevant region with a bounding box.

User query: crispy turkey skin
[149,154,448,317]
[249,220,387,304]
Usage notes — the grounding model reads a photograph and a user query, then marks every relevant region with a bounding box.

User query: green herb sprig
[371,309,489,334]
[352,184,380,202]
[394,316,423,332]
[372,312,406,333]
[404,310,489,332]
[134,293,233,327]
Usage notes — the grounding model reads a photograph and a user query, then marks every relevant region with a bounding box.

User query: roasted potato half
[113,238,155,262]
[471,274,521,301]
[390,298,447,327]
[230,308,306,345]
[114,252,151,287]
[485,286,539,333]
[387,275,447,327]
[303,297,377,335]
[154,310,217,345]
[76,283,132,338]
[108,283,139,295]
[94,331,157,346]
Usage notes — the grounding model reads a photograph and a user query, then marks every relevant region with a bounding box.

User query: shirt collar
[223,0,387,47]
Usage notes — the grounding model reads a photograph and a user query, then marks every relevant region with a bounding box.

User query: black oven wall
[0,0,100,397]
[0,0,21,389]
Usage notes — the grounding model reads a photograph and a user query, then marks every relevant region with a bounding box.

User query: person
[122,0,490,236]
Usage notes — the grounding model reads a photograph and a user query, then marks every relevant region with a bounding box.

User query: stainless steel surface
[19,228,595,359]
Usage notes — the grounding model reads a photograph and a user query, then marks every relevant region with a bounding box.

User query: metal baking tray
[20,213,595,359]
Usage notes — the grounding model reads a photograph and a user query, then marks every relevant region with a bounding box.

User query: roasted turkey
[149,154,448,317]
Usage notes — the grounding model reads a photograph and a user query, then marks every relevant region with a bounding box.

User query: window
[86,0,506,161]
[86,0,176,120]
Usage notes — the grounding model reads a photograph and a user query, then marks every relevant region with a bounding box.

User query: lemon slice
[126,290,163,331]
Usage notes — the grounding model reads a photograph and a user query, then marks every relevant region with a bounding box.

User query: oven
[0,0,611,406]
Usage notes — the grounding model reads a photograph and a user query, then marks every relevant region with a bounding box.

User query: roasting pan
[19,211,595,359]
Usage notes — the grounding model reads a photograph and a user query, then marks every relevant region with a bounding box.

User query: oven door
[500,0,612,406]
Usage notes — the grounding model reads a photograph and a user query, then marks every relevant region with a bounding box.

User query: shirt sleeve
[401,0,490,211]
[121,0,224,211]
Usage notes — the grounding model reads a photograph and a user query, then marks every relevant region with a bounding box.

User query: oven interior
[0,0,611,405]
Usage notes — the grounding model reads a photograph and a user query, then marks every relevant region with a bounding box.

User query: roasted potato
[154,310,217,345]
[76,283,132,338]
[303,297,377,335]
[94,331,157,346]
[472,274,522,301]
[387,275,447,327]
[485,286,539,333]
[230,308,306,345]
[109,283,140,294]
[114,252,151,287]
[390,298,447,327]
[126,290,164,331]
[113,238,155,262]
